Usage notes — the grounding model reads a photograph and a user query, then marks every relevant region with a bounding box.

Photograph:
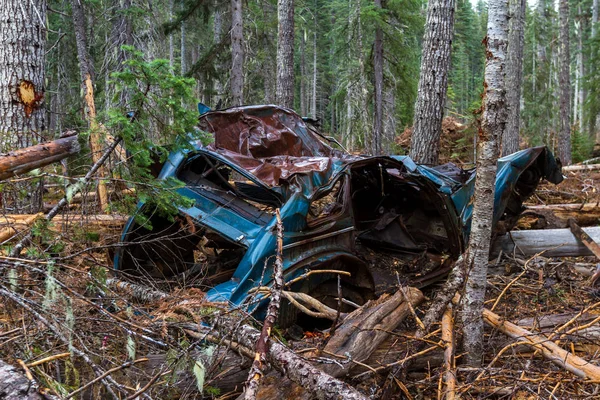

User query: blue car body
[114,105,562,321]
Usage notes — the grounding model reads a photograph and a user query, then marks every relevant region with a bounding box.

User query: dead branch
[463,298,600,381]
[244,209,284,400]
[26,353,71,368]
[64,358,149,399]
[417,255,465,337]
[0,284,124,399]
[184,321,369,400]
[567,218,600,259]
[9,137,122,257]
[106,277,168,303]
[441,305,456,400]
[0,134,80,181]
[255,288,425,399]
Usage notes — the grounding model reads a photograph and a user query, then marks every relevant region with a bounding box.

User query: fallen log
[0,214,128,227]
[0,214,42,243]
[255,287,425,399]
[0,134,80,181]
[562,163,600,172]
[518,203,600,229]
[491,227,600,258]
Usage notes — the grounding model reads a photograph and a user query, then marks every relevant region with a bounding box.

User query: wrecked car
[113,105,562,324]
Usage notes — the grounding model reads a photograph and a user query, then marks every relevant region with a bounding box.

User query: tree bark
[180,0,187,75]
[594,0,599,38]
[254,288,424,399]
[0,360,52,400]
[558,0,572,165]
[311,28,317,119]
[230,0,244,106]
[409,0,455,165]
[461,0,508,367]
[276,0,295,108]
[0,135,80,181]
[300,30,307,116]
[71,0,109,212]
[502,0,525,156]
[372,0,384,155]
[0,0,47,213]
[0,0,47,151]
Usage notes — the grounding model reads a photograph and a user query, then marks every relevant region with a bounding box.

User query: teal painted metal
[114,105,562,320]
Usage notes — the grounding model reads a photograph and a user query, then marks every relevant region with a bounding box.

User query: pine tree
[410,0,456,165]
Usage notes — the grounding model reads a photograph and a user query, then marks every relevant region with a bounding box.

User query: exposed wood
[491,227,600,258]
[567,218,600,259]
[441,305,456,400]
[0,214,43,243]
[0,135,80,181]
[71,0,109,212]
[518,203,600,229]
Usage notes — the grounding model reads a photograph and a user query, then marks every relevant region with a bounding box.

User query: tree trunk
[409,0,455,165]
[502,0,525,156]
[594,0,599,39]
[558,0,572,165]
[311,28,317,119]
[383,79,396,154]
[230,0,244,106]
[576,3,584,132]
[300,30,307,116]
[180,0,187,75]
[276,0,295,108]
[372,0,384,155]
[71,0,109,212]
[461,0,508,367]
[0,0,47,149]
[213,0,223,105]
[0,0,47,213]
[169,0,174,69]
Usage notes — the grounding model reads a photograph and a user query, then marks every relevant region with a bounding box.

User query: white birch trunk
[461,0,508,367]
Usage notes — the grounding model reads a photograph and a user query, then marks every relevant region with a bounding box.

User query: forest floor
[0,168,599,399]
